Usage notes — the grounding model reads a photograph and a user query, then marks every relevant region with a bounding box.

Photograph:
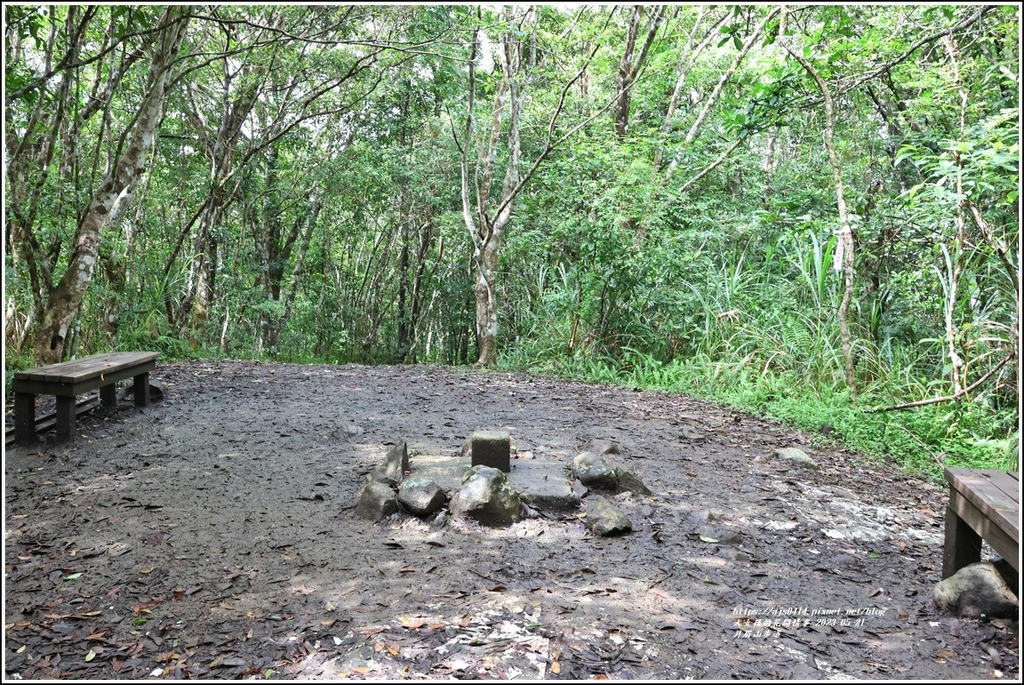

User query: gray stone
[677,424,706,441]
[463,434,517,456]
[451,465,522,527]
[772,446,819,470]
[371,441,409,486]
[585,495,632,536]
[586,439,621,455]
[409,454,470,493]
[614,465,652,496]
[572,452,619,490]
[934,562,1018,619]
[508,460,580,512]
[398,477,447,517]
[354,481,399,521]
[470,431,511,472]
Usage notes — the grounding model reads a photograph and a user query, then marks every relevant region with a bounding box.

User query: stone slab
[408,454,579,513]
[408,455,471,493]
[507,460,579,512]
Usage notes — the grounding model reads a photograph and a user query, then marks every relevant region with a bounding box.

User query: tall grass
[501,227,1019,482]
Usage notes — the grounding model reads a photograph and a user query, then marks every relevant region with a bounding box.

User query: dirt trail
[4,360,1017,679]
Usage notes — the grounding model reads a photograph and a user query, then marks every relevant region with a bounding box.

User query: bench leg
[100,384,118,406]
[14,393,36,444]
[55,396,76,440]
[943,500,981,578]
[133,372,150,408]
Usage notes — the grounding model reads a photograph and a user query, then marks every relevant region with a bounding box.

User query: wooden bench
[943,467,1020,578]
[12,351,159,443]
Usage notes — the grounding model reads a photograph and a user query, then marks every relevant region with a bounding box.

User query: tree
[6,5,190,364]
[458,6,617,366]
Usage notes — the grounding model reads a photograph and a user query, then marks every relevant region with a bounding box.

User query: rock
[586,439,620,455]
[572,452,619,490]
[469,431,511,472]
[677,424,705,441]
[451,465,522,527]
[510,461,580,512]
[614,465,652,496]
[571,479,589,499]
[398,477,447,517]
[772,447,819,470]
[585,495,632,536]
[354,481,398,521]
[934,562,1019,619]
[371,441,409,486]
[462,432,517,458]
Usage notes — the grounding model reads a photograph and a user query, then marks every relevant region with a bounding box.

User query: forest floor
[4,360,1018,680]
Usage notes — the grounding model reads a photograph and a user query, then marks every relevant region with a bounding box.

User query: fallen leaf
[402,617,429,629]
[85,650,97,662]
[63,572,83,580]
[550,660,561,675]
[219,602,233,610]
[387,642,400,656]
[699,535,719,543]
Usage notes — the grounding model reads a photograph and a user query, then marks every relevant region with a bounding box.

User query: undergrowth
[502,348,1019,484]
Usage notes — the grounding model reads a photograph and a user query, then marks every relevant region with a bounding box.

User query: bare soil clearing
[4,360,1018,680]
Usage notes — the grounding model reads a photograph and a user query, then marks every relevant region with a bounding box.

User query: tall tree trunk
[32,6,190,364]
[461,14,523,368]
[784,20,858,401]
[459,7,606,366]
[614,6,665,141]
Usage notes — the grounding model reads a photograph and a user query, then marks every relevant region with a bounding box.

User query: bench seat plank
[945,469,1020,544]
[943,467,1020,578]
[13,352,158,397]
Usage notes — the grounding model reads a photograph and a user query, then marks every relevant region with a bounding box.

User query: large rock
[354,481,399,521]
[451,466,522,527]
[772,447,819,470]
[934,561,1018,619]
[572,452,619,490]
[371,442,409,486]
[614,465,652,496]
[398,477,447,517]
[585,495,632,536]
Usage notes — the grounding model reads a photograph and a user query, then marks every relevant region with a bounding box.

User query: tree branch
[866,354,1014,413]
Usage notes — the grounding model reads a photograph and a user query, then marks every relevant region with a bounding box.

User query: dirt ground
[3,360,1018,680]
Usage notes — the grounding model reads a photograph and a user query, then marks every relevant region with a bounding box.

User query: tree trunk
[472,226,502,367]
[458,7,607,365]
[32,7,189,364]
[614,6,665,141]
[784,31,858,400]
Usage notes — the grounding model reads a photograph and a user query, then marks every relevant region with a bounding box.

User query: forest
[4,4,1020,477]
